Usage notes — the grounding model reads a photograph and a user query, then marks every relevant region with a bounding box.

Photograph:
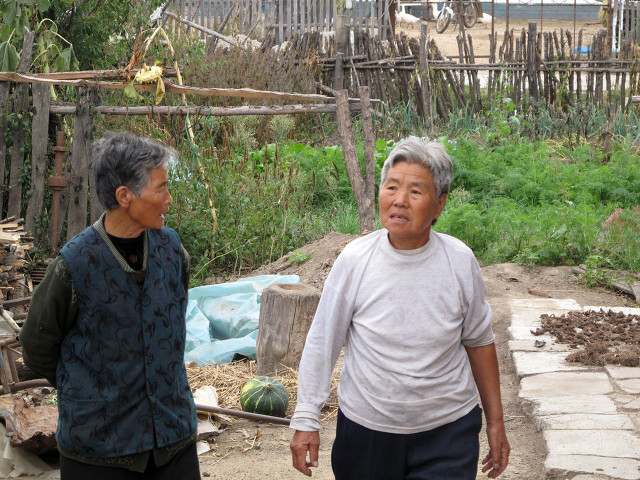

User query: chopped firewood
[0,217,35,302]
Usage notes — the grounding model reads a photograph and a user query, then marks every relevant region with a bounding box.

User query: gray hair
[379,137,453,199]
[93,131,176,210]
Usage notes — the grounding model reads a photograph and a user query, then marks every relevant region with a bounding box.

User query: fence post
[48,131,69,252]
[7,29,35,218]
[334,14,348,90]
[0,82,8,213]
[66,88,93,240]
[25,83,51,238]
[335,89,375,233]
[527,21,539,101]
[359,86,375,206]
[419,21,433,127]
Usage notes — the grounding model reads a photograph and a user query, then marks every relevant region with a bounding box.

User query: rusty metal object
[47,131,69,252]
[194,402,291,426]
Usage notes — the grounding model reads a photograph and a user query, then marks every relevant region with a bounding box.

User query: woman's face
[379,161,447,250]
[127,165,172,231]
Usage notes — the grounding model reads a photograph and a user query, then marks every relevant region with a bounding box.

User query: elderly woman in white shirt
[289,137,510,479]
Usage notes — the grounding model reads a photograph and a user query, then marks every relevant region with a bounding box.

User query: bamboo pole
[48,103,362,115]
[0,73,336,102]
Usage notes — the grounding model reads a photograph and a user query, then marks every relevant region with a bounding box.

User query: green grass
[435,138,639,270]
[165,133,640,285]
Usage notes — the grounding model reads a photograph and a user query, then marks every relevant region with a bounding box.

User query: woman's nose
[393,190,408,206]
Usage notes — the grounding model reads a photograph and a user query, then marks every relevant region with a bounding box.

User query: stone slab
[512,351,588,377]
[545,454,640,480]
[508,339,572,353]
[614,379,640,395]
[544,430,640,458]
[606,365,640,380]
[613,394,637,404]
[510,310,543,327]
[520,372,612,397]
[508,326,556,342]
[620,398,640,411]
[538,413,635,430]
[522,395,618,416]
[570,476,615,480]
[511,298,581,310]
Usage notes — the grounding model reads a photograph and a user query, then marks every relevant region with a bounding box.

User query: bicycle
[435,0,478,34]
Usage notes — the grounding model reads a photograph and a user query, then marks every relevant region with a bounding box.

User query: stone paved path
[508,298,640,480]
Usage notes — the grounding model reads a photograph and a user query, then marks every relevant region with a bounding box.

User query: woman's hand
[290,430,320,476]
[481,418,510,478]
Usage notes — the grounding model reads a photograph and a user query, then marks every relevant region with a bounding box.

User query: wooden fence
[0,71,373,252]
[283,21,640,122]
[163,0,395,43]
[2,18,640,251]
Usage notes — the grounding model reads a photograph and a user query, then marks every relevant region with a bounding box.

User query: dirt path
[401,17,603,58]
[197,233,637,479]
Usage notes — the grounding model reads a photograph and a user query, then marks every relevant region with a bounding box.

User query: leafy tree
[0,0,78,73]
[45,0,166,69]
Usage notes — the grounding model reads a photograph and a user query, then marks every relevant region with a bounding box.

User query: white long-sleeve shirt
[290,229,495,434]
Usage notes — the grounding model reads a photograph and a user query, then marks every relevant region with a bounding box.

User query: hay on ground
[187,359,340,420]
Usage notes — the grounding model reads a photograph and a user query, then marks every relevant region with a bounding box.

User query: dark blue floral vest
[57,226,197,458]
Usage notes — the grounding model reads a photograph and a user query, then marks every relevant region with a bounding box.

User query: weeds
[287,250,314,264]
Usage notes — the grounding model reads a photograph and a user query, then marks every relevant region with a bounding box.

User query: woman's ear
[114,185,131,208]
[435,193,448,218]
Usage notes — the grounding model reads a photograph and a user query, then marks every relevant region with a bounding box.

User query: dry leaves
[538,309,640,366]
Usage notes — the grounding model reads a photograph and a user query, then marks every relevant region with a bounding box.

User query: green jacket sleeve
[20,256,77,388]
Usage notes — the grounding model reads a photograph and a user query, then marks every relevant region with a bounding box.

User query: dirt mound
[248,231,358,289]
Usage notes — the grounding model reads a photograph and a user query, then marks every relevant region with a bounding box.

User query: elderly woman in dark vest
[21,131,199,480]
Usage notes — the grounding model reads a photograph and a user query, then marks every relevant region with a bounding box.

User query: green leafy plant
[287,249,314,264]
[580,254,618,288]
[594,206,640,272]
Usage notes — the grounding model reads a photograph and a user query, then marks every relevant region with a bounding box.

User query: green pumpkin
[240,376,289,417]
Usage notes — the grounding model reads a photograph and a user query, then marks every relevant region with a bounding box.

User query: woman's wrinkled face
[379,161,447,250]
[128,165,172,231]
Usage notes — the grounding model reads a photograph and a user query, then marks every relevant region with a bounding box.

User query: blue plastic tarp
[184,275,301,365]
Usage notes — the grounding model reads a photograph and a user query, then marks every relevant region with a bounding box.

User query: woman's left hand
[481,419,510,478]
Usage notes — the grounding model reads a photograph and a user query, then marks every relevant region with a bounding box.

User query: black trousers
[331,405,482,480]
[59,443,201,480]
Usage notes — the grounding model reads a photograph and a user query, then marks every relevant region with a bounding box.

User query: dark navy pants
[332,405,482,480]
[60,443,200,480]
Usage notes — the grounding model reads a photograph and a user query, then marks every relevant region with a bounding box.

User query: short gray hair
[93,131,176,210]
[380,137,453,199]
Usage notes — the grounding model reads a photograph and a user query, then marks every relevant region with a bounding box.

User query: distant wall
[404,3,599,21]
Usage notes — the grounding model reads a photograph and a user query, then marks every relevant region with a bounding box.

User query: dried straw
[187,359,340,420]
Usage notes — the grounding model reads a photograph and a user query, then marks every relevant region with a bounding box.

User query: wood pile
[0,216,33,302]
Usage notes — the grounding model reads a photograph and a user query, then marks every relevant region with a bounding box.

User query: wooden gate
[610,0,640,50]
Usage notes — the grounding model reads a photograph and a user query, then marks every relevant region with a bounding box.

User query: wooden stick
[49,103,364,116]
[0,308,21,333]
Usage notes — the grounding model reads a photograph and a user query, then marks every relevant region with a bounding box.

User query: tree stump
[256,283,321,376]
